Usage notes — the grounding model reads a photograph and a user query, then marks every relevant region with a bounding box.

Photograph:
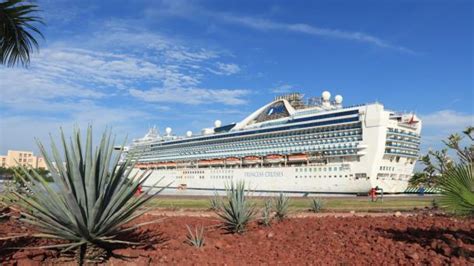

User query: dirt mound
[1,213,473,264]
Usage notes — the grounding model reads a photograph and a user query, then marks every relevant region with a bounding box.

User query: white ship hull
[137,163,411,195]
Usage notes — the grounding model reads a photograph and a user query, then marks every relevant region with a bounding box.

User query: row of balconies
[141,136,363,159]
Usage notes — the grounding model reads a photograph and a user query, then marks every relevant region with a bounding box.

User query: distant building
[0,150,48,170]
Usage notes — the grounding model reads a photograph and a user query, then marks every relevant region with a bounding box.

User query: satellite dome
[186,131,193,137]
[335,95,343,104]
[322,91,331,101]
[165,127,172,135]
[214,120,222,128]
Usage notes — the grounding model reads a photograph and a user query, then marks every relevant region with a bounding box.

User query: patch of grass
[144,196,434,212]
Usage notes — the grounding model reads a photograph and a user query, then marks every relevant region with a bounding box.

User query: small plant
[260,199,272,226]
[431,198,439,209]
[310,198,325,213]
[209,190,221,210]
[274,193,290,221]
[185,225,205,248]
[216,181,256,234]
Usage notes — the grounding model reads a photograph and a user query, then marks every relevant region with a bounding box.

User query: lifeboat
[160,161,177,168]
[179,161,193,167]
[264,154,284,164]
[155,162,164,168]
[148,162,159,168]
[209,159,225,165]
[225,157,241,165]
[198,160,211,166]
[287,153,308,162]
[243,156,261,164]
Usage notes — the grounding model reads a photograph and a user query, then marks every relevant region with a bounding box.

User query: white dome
[202,128,214,135]
[322,91,331,101]
[186,131,193,137]
[335,95,343,104]
[165,127,172,135]
[214,120,222,128]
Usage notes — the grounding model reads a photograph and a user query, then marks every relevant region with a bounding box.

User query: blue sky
[0,0,473,155]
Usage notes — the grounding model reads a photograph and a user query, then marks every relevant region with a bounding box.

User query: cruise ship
[126,91,422,195]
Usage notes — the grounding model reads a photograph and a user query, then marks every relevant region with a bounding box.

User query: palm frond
[438,163,474,215]
[0,0,44,67]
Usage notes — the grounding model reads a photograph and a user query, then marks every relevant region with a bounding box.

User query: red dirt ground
[1,209,473,265]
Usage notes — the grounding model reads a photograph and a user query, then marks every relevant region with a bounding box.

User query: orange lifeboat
[225,157,240,165]
[209,159,225,165]
[265,154,284,164]
[287,153,308,162]
[155,162,167,168]
[243,156,261,164]
[198,160,211,166]
[158,161,177,168]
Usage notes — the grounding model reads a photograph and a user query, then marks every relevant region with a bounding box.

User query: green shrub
[185,225,205,248]
[274,193,290,221]
[6,127,167,263]
[310,198,325,213]
[216,181,256,234]
[260,199,272,226]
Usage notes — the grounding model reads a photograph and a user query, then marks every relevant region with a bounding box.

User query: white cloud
[0,22,251,153]
[129,87,250,105]
[419,110,474,152]
[420,110,474,127]
[217,15,414,54]
[210,62,241,75]
[143,2,414,53]
[0,103,149,154]
[272,84,294,93]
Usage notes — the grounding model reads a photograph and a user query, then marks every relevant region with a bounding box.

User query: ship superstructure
[127,91,422,194]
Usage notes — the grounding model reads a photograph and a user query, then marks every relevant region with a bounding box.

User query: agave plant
[438,163,474,215]
[185,225,205,248]
[310,198,325,213]
[274,193,290,221]
[5,127,167,263]
[209,190,221,211]
[260,199,272,226]
[216,181,256,234]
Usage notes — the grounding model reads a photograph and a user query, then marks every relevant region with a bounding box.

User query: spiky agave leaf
[185,225,205,248]
[310,198,325,213]
[260,199,272,226]
[9,126,168,252]
[216,181,256,234]
[438,163,474,215]
[274,193,289,221]
[209,190,221,210]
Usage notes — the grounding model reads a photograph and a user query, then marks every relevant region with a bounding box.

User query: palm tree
[438,163,474,215]
[0,0,44,67]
